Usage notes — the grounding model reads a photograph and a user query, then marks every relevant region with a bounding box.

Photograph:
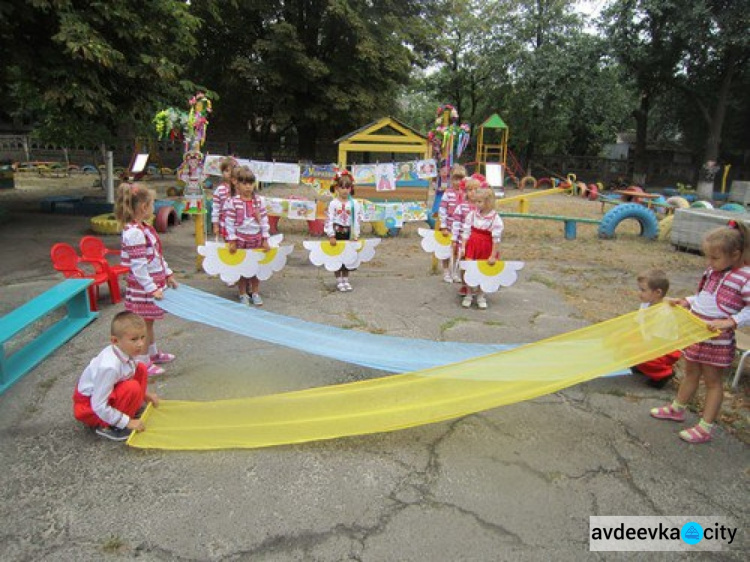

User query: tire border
[598,203,659,240]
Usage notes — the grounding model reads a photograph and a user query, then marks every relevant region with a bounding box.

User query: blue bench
[0,279,98,395]
[498,212,601,240]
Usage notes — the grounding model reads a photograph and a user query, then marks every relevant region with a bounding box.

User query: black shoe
[647,374,674,389]
[95,426,133,441]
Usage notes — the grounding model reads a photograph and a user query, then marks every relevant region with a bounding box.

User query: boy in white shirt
[73,311,160,441]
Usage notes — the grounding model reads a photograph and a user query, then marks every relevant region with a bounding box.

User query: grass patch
[440,317,469,335]
[102,536,125,553]
[527,274,557,289]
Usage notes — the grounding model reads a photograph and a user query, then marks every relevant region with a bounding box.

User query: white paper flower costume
[198,234,293,283]
[303,239,380,271]
[460,260,524,293]
[345,238,381,269]
[418,228,453,260]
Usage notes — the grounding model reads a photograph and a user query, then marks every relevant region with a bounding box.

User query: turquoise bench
[498,212,601,240]
[0,279,98,395]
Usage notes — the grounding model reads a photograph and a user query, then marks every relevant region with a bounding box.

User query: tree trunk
[696,162,719,202]
[632,92,649,186]
[698,54,736,198]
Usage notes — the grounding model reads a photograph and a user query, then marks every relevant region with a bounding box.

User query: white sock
[148,344,158,356]
[136,354,151,365]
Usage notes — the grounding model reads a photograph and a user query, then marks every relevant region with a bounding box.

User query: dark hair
[231,166,258,194]
[330,172,355,195]
[637,268,670,295]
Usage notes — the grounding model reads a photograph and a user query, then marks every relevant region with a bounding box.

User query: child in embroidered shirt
[651,221,750,443]
[459,187,503,310]
[73,312,160,441]
[225,166,271,306]
[325,171,364,292]
[116,183,178,377]
[451,175,482,296]
[438,164,467,282]
[211,156,238,239]
[631,269,682,388]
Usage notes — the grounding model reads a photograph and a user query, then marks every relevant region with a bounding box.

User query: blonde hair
[637,268,670,295]
[115,183,154,225]
[450,164,467,179]
[463,178,481,191]
[220,157,238,173]
[703,222,750,264]
[476,187,496,209]
[111,311,146,338]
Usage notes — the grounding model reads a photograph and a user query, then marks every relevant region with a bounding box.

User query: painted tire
[586,183,599,201]
[666,196,690,209]
[154,206,177,233]
[658,215,674,242]
[690,200,714,209]
[576,181,588,197]
[536,177,553,189]
[652,195,668,214]
[598,203,659,240]
[504,176,519,189]
[720,203,746,213]
[519,176,537,190]
[90,214,121,235]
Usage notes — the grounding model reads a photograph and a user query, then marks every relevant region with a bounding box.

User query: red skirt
[465,229,493,260]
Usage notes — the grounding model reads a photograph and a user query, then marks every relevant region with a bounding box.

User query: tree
[603,0,688,184]
[189,0,433,160]
[670,0,750,198]
[1,0,201,148]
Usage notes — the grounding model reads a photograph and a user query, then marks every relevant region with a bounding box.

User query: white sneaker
[462,295,473,308]
[337,281,347,292]
[452,272,462,283]
[476,295,488,309]
[443,271,453,283]
[251,293,263,306]
[239,294,251,306]
[343,281,353,291]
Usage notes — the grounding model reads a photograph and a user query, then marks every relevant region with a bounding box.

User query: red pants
[73,363,148,428]
[635,351,681,381]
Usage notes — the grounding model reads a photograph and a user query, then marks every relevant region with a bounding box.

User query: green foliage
[186,0,431,158]
[2,0,202,146]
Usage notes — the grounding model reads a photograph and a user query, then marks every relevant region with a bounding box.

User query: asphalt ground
[0,200,747,561]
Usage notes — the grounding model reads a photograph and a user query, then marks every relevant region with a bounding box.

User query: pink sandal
[650,404,685,422]
[679,424,713,444]
[147,363,165,376]
[150,352,175,364]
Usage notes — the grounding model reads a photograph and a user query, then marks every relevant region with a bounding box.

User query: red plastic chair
[50,243,112,311]
[79,236,128,303]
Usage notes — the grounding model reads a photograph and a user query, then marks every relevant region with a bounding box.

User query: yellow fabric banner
[128,304,712,450]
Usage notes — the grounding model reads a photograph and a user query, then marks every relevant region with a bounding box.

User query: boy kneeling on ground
[73,311,160,441]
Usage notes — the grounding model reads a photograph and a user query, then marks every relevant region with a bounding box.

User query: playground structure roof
[481,114,508,129]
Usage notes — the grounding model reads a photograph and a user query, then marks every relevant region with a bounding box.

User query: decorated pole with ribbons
[153,92,213,270]
[427,104,471,223]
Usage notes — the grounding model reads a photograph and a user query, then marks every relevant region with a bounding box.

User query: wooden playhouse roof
[334,116,427,147]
